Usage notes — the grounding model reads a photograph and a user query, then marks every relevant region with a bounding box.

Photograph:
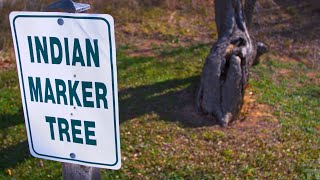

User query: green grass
[1,44,319,179]
[251,58,319,132]
[250,57,320,179]
[0,0,216,65]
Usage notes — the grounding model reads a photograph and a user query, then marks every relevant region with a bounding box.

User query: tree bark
[62,163,101,180]
[244,0,257,28]
[196,0,266,126]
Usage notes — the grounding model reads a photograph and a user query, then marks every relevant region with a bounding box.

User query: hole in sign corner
[70,153,76,159]
[57,18,64,26]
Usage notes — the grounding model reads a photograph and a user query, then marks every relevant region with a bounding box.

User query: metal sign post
[47,0,90,13]
[47,1,100,179]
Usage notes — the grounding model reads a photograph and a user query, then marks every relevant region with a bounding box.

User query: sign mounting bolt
[57,18,64,26]
[70,153,76,159]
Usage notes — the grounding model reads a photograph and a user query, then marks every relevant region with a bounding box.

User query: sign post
[9,1,121,179]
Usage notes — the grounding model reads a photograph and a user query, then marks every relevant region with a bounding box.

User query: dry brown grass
[0,0,216,68]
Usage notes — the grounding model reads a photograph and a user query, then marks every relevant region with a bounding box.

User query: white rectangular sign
[10,11,121,169]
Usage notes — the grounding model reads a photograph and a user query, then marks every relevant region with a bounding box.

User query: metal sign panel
[10,11,121,169]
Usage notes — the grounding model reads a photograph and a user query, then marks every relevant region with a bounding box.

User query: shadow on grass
[0,69,218,171]
[119,75,219,127]
[0,113,24,131]
[0,140,30,171]
[159,43,211,57]
[271,0,320,40]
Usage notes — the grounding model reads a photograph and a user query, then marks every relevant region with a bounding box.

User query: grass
[0,0,216,64]
[251,57,320,132]
[1,43,320,179]
[250,56,320,179]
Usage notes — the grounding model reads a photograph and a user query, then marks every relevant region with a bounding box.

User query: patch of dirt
[1,0,319,70]
[165,84,221,128]
[277,55,315,68]
[125,39,164,58]
[170,82,279,141]
[306,72,320,83]
[234,89,279,138]
[0,56,15,71]
[238,103,278,128]
[253,0,320,68]
[277,69,292,75]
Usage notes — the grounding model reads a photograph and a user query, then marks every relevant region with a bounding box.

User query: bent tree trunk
[196,0,265,126]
